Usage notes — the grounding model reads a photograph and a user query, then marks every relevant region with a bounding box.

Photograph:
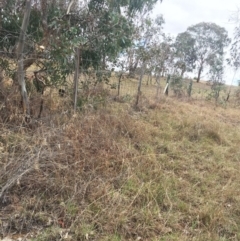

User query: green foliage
[0,1,23,48]
[127,14,166,78]
[73,222,95,240]
[146,34,173,78]
[207,82,226,103]
[177,22,230,81]
[122,94,133,102]
[27,8,43,42]
[175,32,196,75]
[0,58,11,73]
[33,227,62,241]
[101,234,122,241]
[170,75,186,97]
[127,0,161,15]
[96,70,111,83]
[0,0,163,116]
[208,56,224,83]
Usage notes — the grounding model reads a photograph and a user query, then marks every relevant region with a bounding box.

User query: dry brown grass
[1,80,240,240]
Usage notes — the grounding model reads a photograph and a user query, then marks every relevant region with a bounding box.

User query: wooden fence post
[73,48,80,113]
[155,75,161,100]
[164,75,170,96]
[135,63,146,107]
[188,80,193,97]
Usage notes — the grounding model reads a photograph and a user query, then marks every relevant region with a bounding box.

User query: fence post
[135,63,146,107]
[155,75,161,100]
[117,72,123,97]
[164,75,170,96]
[73,48,80,113]
[188,80,193,97]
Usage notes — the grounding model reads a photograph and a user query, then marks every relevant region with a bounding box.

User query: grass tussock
[0,97,240,240]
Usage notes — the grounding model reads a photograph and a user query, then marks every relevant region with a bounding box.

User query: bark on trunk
[135,62,146,107]
[129,59,139,78]
[117,73,123,96]
[180,67,186,78]
[197,65,203,83]
[16,0,31,119]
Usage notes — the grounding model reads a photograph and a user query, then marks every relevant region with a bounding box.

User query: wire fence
[106,74,240,106]
[1,69,240,102]
[1,54,240,121]
[1,71,240,125]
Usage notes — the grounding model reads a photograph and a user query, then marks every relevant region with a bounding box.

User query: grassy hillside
[0,95,240,240]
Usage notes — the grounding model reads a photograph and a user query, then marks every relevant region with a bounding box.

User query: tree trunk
[73,48,80,113]
[197,65,203,83]
[187,80,193,97]
[117,73,123,96]
[135,62,146,107]
[146,73,150,85]
[65,0,80,113]
[102,52,106,70]
[147,72,152,85]
[16,0,31,119]
[129,59,139,78]
[0,2,2,31]
[180,66,186,77]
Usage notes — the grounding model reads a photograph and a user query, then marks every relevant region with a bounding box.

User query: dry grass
[1,79,240,240]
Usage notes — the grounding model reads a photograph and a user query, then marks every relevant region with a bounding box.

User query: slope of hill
[0,97,240,241]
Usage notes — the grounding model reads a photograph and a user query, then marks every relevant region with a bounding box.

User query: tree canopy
[0,0,163,82]
[176,22,230,82]
[2,0,239,118]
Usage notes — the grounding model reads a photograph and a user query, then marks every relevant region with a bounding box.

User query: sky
[153,0,240,85]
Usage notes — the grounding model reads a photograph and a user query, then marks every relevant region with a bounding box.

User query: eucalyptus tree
[208,56,224,83]
[1,0,162,80]
[130,14,165,106]
[229,11,240,72]
[178,22,230,82]
[174,32,196,77]
[150,34,174,78]
[69,0,163,74]
[127,14,165,77]
[0,0,73,82]
[0,0,163,116]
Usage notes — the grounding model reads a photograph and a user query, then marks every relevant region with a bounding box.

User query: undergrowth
[0,97,240,241]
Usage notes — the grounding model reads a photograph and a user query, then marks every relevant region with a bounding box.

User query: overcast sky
[153,0,240,84]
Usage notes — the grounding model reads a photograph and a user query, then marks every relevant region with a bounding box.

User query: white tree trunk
[16,0,31,119]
